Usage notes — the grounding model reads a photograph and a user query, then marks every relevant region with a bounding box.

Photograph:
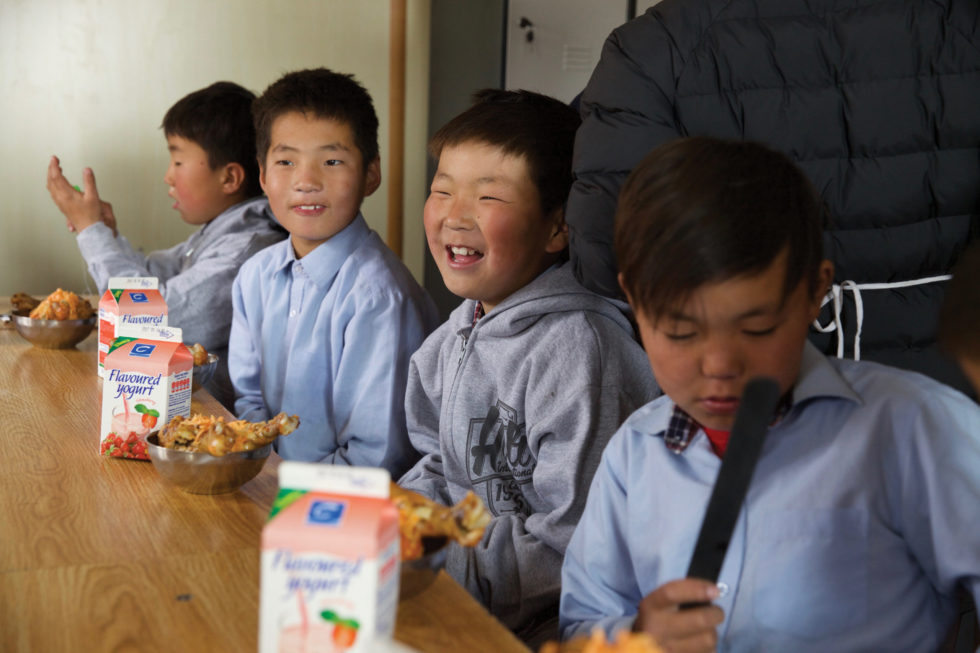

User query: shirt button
[716,582,730,598]
[289,310,297,317]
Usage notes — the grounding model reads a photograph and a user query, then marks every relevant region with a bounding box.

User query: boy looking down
[559,137,980,652]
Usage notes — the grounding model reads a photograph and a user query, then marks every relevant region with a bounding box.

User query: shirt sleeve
[229,269,270,423]
[566,17,686,298]
[891,388,980,608]
[448,379,642,636]
[76,222,179,288]
[559,432,643,640]
[319,286,430,477]
[78,222,272,350]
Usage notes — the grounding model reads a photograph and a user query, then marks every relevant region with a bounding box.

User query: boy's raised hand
[633,579,724,653]
[46,155,117,236]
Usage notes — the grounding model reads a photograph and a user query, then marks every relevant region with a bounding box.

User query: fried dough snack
[27,289,93,320]
[389,482,491,561]
[189,342,210,366]
[12,292,41,313]
[540,630,665,653]
[158,412,299,456]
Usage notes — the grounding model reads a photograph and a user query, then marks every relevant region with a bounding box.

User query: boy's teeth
[298,204,321,210]
[451,246,478,256]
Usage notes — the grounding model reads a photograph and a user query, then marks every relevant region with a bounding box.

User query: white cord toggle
[812,275,952,360]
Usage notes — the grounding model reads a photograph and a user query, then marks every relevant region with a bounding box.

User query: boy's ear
[220,162,246,195]
[258,159,268,194]
[617,272,634,307]
[808,259,835,320]
[544,208,569,254]
[363,157,382,197]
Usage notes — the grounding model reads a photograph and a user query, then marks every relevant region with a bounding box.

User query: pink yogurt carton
[260,463,400,653]
[100,325,192,460]
[98,277,168,377]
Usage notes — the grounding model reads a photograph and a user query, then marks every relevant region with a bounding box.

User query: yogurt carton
[260,463,400,653]
[100,325,192,460]
[98,277,168,377]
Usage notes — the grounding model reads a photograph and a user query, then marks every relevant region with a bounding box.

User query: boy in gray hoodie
[398,89,659,646]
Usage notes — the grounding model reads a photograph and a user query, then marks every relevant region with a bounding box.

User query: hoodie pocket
[751,508,868,637]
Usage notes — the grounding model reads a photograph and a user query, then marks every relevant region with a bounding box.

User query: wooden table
[0,322,529,653]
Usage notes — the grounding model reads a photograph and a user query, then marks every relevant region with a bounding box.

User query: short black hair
[428,89,581,216]
[939,242,980,360]
[161,81,262,198]
[252,68,379,170]
[616,137,828,319]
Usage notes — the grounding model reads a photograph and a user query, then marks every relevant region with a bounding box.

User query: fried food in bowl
[391,482,491,599]
[390,482,490,561]
[540,630,665,653]
[188,343,218,389]
[146,413,299,494]
[28,289,94,320]
[158,412,299,456]
[4,290,95,348]
[11,292,40,313]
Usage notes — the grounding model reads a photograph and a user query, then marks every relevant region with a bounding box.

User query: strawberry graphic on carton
[100,325,192,460]
[98,277,168,377]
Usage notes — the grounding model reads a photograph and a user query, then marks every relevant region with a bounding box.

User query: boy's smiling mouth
[292,204,327,216]
[447,245,484,265]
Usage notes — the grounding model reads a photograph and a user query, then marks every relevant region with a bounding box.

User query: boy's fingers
[82,167,100,199]
[646,579,720,609]
[649,605,723,640]
[663,630,719,653]
[46,155,70,191]
[635,580,723,647]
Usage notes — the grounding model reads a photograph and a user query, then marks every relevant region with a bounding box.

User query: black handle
[680,376,781,609]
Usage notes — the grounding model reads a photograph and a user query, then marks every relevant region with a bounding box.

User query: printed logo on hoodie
[466,400,534,517]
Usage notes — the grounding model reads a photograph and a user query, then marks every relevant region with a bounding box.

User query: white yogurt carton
[100,325,192,460]
[260,463,400,653]
[97,277,168,377]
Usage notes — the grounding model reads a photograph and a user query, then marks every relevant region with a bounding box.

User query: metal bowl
[1,310,95,349]
[145,432,271,494]
[192,352,219,390]
[399,538,448,600]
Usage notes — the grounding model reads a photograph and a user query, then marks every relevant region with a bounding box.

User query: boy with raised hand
[230,68,438,474]
[397,90,659,647]
[559,137,980,652]
[46,81,286,408]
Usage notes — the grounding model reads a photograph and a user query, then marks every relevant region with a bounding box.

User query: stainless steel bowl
[399,538,448,600]
[192,352,219,390]
[145,432,271,494]
[1,310,95,349]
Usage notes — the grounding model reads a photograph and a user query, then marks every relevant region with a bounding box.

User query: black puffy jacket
[567,0,980,393]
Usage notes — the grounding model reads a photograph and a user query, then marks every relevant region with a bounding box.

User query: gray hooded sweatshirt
[398,263,659,645]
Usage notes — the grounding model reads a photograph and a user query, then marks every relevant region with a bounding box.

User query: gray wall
[424,0,507,320]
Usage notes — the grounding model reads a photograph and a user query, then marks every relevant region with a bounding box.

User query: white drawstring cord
[812,275,952,360]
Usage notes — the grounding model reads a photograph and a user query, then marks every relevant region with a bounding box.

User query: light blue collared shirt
[560,342,980,652]
[228,215,438,475]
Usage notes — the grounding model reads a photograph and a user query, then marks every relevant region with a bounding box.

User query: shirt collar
[272,213,370,285]
[472,301,485,326]
[658,341,862,454]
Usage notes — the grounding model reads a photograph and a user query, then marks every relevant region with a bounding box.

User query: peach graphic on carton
[100,325,192,460]
[98,277,168,377]
[260,464,400,653]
